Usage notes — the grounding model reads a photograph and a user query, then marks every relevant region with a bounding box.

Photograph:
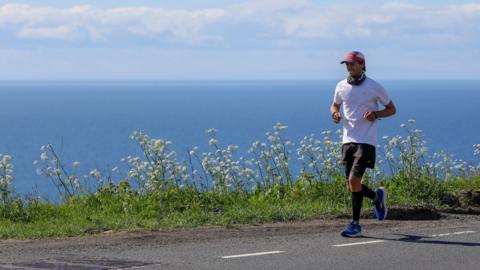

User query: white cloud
[17,25,77,40]
[445,3,480,14]
[381,2,424,10]
[231,0,314,18]
[0,3,227,43]
[273,2,480,44]
[0,1,478,47]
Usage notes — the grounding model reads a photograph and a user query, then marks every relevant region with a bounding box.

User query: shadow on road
[361,234,480,247]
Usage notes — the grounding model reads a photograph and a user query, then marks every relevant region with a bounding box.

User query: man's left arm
[364,101,396,121]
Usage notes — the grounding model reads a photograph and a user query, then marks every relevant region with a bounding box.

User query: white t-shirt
[333,77,391,146]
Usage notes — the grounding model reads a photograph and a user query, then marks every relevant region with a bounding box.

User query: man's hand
[363,111,377,122]
[332,112,342,123]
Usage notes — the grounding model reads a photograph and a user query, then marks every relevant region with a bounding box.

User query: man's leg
[356,144,387,221]
[340,173,364,237]
[348,175,363,223]
[350,168,388,222]
[348,168,377,223]
[343,144,366,224]
[355,144,378,202]
[341,144,364,237]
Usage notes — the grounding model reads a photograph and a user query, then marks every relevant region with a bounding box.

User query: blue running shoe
[374,187,387,221]
[341,222,362,237]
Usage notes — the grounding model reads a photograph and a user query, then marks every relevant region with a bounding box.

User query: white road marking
[126,263,165,269]
[431,230,476,238]
[333,240,385,247]
[221,251,285,259]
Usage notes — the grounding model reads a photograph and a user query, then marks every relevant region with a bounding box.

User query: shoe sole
[341,232,362,238]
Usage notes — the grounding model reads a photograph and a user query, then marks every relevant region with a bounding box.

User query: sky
[0,0,479,80]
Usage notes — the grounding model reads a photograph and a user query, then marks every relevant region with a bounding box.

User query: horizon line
[0,78,479,83]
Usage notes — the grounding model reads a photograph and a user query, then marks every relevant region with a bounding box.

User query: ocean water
[0,80,478,198]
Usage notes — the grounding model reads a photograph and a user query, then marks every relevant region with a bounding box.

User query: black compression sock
[361,184,376,200]
[352,191,363,222]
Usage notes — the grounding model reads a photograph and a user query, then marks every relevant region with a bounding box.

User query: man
[331,51,396,237]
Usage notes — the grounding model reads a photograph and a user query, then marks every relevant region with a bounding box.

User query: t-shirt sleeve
[376,85,391,106]
[333,84,342,104]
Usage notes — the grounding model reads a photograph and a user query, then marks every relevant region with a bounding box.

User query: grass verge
[1,175,479,239]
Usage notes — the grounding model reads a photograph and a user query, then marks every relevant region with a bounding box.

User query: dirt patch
[335,206,443,220]
[459,189,480,206]
[438,207,480,215]
[440,189,480,208]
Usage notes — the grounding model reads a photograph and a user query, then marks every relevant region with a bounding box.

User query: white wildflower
[206,128,217,134]
[40,152,48,161]
[154,139,163,148]
[227,145,239,152]
[2,155,12,163]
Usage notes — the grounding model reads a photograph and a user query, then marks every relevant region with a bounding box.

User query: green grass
[443,175,480,192]
[0,175,479,239]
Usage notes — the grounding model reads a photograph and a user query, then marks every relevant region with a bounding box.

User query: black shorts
[341,143,376,178]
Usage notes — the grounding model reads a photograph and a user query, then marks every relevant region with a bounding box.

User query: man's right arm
[330,102,342,123]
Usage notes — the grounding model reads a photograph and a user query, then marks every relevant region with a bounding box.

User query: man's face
[345,61,364,77]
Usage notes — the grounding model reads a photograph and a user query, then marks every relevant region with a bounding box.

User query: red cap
[340,51,365,64]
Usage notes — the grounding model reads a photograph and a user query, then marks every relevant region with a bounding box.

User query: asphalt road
[1,214,479,270]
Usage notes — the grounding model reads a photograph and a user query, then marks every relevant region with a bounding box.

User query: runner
[331,51,397,237]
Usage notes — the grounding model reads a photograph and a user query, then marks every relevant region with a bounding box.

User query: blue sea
[0,80,479,198]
